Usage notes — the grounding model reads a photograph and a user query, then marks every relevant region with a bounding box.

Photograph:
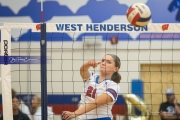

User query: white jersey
[33,106,54,120]
[78,71,120,120]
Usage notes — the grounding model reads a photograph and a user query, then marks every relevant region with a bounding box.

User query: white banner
[38,23,180,33]
[46,23,148,32]
[2,23,180,32]
[45,23,180,33]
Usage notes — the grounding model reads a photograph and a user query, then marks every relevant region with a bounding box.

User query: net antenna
[40,0,48,120]
[41,0,44,23]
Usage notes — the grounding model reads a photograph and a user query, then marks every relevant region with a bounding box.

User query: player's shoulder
[89,71,95,76]
[106,79,119,85]
[89,71,98,77]
[106,80,120,89]
[87,71,99,81]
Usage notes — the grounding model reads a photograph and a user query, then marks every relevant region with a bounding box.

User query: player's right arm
[80,60,100,81]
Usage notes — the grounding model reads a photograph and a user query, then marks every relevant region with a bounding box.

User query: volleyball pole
[40,0,47,120]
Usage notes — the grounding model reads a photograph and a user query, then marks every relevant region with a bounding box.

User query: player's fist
[62,111,76,120]
[87,60,101,68]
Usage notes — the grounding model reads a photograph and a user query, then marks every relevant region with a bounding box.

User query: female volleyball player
[62,54,121,120]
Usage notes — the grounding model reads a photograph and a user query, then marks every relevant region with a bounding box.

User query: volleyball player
[62,54,121,120]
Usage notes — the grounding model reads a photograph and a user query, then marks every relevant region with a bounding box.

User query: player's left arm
[77,93,114,113]
[62,93,114,120]
[74,82,119,115]
[62,82,119,120]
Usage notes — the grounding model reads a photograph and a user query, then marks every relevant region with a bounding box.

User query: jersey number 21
[86,86,96,98]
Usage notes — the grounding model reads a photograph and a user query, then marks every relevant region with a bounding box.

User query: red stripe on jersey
[107,89,117,99]
[131,13,140,26]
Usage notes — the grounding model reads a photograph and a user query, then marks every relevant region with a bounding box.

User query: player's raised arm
[80,60,100,81]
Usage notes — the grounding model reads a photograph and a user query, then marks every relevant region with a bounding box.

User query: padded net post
[1,27,13,120]
[0,23,37,120]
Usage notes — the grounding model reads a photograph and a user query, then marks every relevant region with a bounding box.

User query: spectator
[31,94,54,120]
[12,89,31,120]
[159,88,180,120]
[0,95,30,120]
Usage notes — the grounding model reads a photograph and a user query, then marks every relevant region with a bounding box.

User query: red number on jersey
[86,86,96,99]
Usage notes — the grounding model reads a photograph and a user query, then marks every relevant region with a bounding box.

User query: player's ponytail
[111,71,121,83]
[107,54,121,83]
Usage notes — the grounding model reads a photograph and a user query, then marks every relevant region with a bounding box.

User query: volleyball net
[0,23,180,120]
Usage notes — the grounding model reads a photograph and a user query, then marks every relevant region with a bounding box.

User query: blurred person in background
[0,95,30,120]
[159,88,180,120]
[31,94,54,120]
[12,89,32,120]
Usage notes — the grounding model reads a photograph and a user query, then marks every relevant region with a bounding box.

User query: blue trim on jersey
[89,117,111,120]
[95,76,109,84]
[95,76,99,84]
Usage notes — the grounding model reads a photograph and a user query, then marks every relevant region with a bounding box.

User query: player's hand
[87,60,101,68]
[62,111,76,120]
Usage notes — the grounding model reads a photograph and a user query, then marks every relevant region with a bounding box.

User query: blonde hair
[34,94,41,102]
[33,94,41,112]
